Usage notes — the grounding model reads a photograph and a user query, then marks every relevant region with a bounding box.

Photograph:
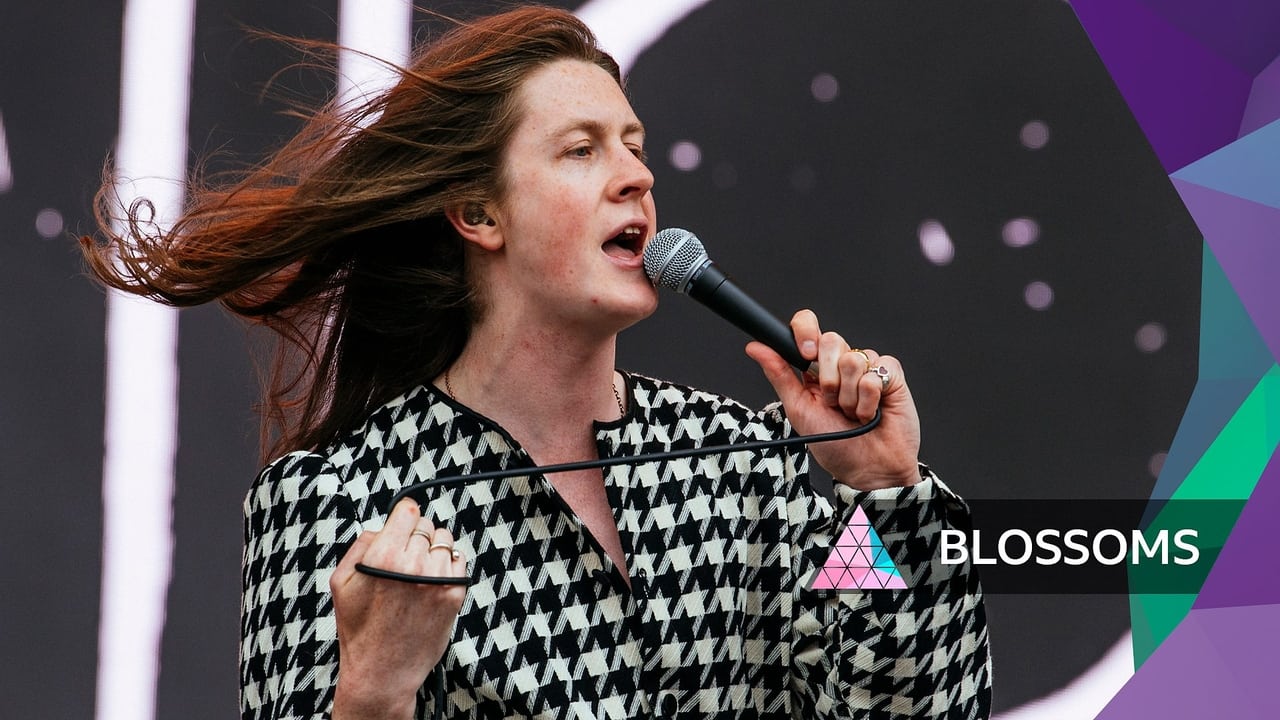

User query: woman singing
[83,6,990,719]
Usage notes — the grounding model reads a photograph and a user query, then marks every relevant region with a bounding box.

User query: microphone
[644,228,812,372]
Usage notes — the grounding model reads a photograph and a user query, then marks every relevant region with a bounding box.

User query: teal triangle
[1174,181,1280,363]
[1151,245,1273,500]
[1172,117,1280,210]
[864,526,907,577]
[1153,379,1269,500]
[868,546,886,566]
[871,547,897,570]
[1199,242,1275,381]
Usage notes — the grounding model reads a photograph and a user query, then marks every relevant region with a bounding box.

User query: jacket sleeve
[239,451,363,720]
[781,451,992,717]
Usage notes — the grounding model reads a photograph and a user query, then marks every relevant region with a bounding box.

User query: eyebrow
[549,118,646,141]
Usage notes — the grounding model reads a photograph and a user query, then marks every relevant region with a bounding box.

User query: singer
[83,6,990,719]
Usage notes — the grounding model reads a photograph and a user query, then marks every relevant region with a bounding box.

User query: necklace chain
[444,368,626,418]
[611,378,626,417]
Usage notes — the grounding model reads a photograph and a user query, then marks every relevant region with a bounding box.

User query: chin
[606,289,659,331]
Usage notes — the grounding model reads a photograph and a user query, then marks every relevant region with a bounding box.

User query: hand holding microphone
[644,229,922,490]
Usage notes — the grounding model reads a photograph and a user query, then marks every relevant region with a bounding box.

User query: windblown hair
[81,6,622,461]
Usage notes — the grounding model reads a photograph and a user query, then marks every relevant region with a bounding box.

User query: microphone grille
[644,228,707,293]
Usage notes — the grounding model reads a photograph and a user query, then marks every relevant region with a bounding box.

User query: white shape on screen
[1025,281,1054,310]
[919,219,955,266]
[1135,322,1167,353]
[36,208,64,238]
[670,140,702,171]
[0,110,12,193]
[1021,120,1050,149]
[811,72,839,102]
[1002,217,1040,248]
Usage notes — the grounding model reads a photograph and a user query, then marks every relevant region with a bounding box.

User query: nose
[610,146,654,201]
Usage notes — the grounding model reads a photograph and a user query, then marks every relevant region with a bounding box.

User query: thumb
[745,341,806,406]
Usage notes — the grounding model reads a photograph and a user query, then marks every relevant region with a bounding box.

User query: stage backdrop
[6,1,1274,719]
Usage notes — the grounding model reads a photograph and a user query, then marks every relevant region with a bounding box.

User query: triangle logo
[808,504,909,590]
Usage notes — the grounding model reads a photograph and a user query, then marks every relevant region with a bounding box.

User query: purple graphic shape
[1240,53,1280,137]
[1172,178,1280,361]
[1196,451,1280,609]
[1173,118,1280,210]
[1132,0,1280,75]
[1098,604,1280,718]
[1070,0,1253,172]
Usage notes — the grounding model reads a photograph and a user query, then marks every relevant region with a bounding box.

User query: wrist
[332,676,417,720]
[836,463,923,491]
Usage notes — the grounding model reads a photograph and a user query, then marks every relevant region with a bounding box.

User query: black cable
[356,407,880,586]
[353,563,477,585]
[355,407,881,719]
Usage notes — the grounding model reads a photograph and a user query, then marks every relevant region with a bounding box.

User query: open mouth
[602,225,645,259]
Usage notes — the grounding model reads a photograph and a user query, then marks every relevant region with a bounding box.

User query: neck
[442,314,623,461]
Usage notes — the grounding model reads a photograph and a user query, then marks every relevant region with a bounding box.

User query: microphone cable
[356,407,880,583]
[354,409,881,720]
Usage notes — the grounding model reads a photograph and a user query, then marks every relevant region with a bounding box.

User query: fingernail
[802,340,816,357]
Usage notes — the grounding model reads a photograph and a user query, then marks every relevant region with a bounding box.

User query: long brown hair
[81,6,622,461]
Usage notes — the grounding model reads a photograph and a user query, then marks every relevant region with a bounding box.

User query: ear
[446,203,503,252]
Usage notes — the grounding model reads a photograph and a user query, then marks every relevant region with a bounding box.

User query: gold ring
[410,529,432,541]
[428,541,455,554]
[849,348,872,367]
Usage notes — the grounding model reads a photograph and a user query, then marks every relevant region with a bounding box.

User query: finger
[377,496,423,550]
[745,341,805,406]
[789,309,821,362]
[838,347,878,421]
[857,355,899,423]
[406,515,437,551]
[866,355,903,399]
[425,526,459,570]
[331,530,377,591]
[817,331,850,406]
[429,527,470,608]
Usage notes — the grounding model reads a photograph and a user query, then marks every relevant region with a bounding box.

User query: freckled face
[485,59,658,335]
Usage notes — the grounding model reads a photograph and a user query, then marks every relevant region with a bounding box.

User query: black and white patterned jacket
[240,372,991,719]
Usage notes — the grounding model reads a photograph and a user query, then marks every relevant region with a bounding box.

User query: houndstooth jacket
[240,372,991,719]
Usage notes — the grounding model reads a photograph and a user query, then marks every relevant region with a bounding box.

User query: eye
[568,144,593,159]
[629,145,649,164]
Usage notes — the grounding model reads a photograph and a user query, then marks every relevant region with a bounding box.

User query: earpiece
[465,206,495,227]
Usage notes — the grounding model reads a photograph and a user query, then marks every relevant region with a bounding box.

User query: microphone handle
[687,262,812,372]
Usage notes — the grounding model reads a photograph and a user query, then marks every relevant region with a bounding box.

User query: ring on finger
[428,541,455,557]
[410,529,432,541]
[869,364,891,390]
[849,348,872,367]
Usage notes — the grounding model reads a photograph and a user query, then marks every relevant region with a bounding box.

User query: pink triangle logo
[809,505,909,590]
